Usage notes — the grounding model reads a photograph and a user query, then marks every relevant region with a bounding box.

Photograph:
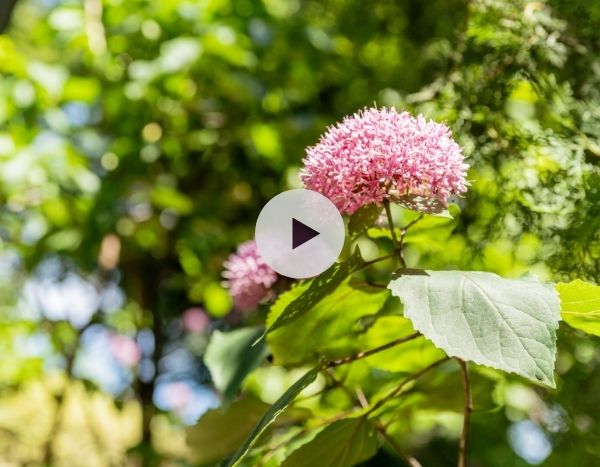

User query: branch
[376,426,423,467]
[366,357,449,416]
[398,213,424,264]
[324,332,421,368]
[357,382,422,466]
[457,358,473,467]
[361,251,397,268]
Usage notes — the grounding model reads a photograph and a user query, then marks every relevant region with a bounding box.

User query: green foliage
[227,367,319,467]
[389,271,561,387]
[267,279,389,366]
[0,0,599,465]
[187,397,270,464]
[366,206,458,250]
[281,417,378,467]
[361,316,445,373]
[204,327,268,402]
[265,248,365,334]
[557,280,600,336]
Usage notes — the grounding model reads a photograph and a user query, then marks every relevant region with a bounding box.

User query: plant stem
[402,213,426,233]
[457,358,472,467]
[360,209,428,271]
[384,200,399,247]
[325,332,421,368]
[384,200,408,268]
[366,358,449,416]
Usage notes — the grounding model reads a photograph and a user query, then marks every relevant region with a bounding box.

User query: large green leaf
[204,327,269,402]
[281,417,378,467]
[388,271,560,387]
[557,280,600,336]
[265,248,365,335]
[267,280,389,366]
[186,397,270,464]
[226,367,319,467]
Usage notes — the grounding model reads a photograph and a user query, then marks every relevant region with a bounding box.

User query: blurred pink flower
[223,240,277,312]
[109,334,141,367]
[182,307,210,333]
[301,107,469,214]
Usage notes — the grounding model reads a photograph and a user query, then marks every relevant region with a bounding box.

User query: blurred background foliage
[0,0,599,465]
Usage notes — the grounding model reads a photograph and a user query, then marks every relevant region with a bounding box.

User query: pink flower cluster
[223,240,278,311]
[300,107,468,214]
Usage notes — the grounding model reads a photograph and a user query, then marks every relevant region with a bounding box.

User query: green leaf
[370,365,499,420]
[187,397,270,464]
[432,208,454,219]
[265,248,365,334]
[348,204,383,238]
[388,271,560,387]
[557,280,600,336]
[226,367,319,467]
[362,316,445,373]
[366,209,456,245]
[267,280,389,366]
[417,366,500,413]
[402,213,456,246]
[366,226,401,241]
[205,327,269,402]
[281,417,378,467]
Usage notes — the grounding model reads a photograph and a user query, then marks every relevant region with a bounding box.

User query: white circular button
[255,189,345,279]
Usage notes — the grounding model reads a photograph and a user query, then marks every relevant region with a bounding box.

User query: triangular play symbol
[292,218,320,249]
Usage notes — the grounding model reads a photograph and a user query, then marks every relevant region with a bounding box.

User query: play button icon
[292,218,320,249]
[255,189,345,279]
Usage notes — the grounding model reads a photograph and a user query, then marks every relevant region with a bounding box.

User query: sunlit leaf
[389,271,560,387]
[267,280,389,366]
[265,248,364,335]
[557,280,600,336]
[362,315,445,373]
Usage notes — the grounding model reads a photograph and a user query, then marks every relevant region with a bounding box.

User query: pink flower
[182,307,210,333]
[300,107,469,214]
[223,240,278,312]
